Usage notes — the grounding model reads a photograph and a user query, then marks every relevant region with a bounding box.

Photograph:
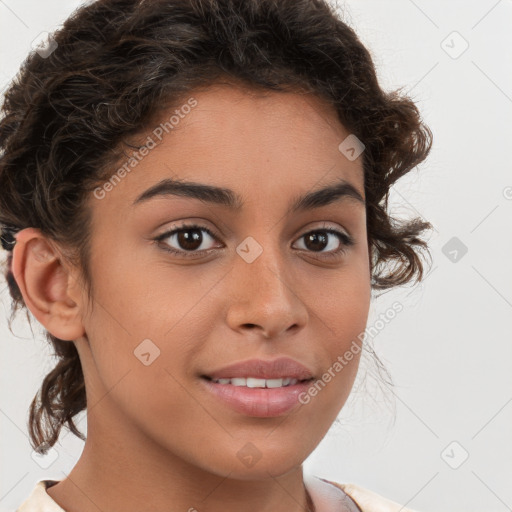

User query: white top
[16,476,421,512]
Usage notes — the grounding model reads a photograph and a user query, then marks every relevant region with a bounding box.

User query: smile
[201,376,315,417]
[205,376,310,388]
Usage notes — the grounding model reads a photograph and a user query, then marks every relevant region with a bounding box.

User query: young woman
[0,0,432,511]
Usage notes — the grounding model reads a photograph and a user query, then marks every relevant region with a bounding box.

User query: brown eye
[175,228,204,251]
[293,228,354,258]
[154,224,222,258]
[303,231,330,251]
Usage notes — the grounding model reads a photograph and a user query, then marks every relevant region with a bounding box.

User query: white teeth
[211,377,301,388]
[266,378,284,388]
[246,377,266,388]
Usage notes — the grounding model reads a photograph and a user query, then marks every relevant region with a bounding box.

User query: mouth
[201,375,314,388]
[200,375,315,417]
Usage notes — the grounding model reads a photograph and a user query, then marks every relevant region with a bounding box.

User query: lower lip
[201,378,313,417]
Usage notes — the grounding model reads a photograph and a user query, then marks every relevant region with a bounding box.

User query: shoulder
[324,479,421,512]
[16,480,65,512]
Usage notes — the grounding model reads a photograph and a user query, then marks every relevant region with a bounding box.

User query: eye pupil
[305,232,328,252]
[178,229,203,251]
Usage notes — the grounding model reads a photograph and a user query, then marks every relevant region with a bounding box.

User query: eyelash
[153,222,355,261]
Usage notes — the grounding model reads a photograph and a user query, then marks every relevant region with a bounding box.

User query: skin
[12,83,371,512]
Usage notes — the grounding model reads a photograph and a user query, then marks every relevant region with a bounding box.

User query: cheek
[307,250,371,341]
[300,256,371,413]
[79,249,217,418]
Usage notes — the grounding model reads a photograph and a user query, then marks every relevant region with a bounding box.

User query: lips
[202,356,314,381]
[201,378,313,417]
[200,357,316,417]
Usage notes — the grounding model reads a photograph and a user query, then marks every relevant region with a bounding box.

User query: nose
[225,240,308,340]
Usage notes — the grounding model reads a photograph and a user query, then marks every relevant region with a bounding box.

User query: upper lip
[203,357,314,381]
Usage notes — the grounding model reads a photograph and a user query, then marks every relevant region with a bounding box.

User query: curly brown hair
[0,0,432,454]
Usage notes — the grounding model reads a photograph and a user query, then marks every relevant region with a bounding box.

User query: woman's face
[72,84,371,479]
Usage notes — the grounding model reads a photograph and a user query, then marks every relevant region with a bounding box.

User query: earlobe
[11,227,85,342]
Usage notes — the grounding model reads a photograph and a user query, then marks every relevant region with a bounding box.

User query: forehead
[178,83,349,149]
[90,84,364,216]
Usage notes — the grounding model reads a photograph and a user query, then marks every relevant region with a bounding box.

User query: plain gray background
[1,1,511,511]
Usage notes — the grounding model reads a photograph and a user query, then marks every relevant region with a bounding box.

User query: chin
[224,438,311,481]
[223,458,305,482]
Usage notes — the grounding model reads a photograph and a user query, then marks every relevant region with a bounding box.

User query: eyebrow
[132,176,365,213]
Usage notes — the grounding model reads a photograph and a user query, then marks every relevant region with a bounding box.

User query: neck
[46,413,311,512]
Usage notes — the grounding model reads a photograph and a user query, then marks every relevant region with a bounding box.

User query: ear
[11,227,85,341]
